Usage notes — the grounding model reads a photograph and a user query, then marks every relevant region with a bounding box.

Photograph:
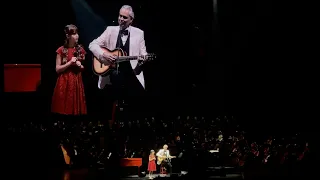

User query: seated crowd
[7,115,310,177]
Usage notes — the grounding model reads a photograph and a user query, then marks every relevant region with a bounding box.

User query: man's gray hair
[120,5,135,19]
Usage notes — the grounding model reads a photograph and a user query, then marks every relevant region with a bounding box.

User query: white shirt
[121,27,130,45]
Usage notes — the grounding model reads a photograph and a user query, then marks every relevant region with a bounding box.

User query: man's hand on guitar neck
[138,54,153,62]
[137,55,146,61]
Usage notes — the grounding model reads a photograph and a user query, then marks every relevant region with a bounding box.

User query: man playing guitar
[156,144,176,175]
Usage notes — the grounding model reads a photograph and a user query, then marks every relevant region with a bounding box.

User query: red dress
[148,155,156,171]
[51,46,87,115]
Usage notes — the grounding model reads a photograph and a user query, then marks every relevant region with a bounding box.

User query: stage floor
[48,168,242,180]
[120,174,242,179]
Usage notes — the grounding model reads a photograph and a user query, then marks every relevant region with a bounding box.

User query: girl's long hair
[61,24,82,64]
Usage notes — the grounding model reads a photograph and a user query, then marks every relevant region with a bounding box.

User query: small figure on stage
[148,150,157,179]
[156,145,176,175]
[51,24,87,117]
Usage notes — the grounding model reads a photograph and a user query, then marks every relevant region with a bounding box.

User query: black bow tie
[120,29,129,35]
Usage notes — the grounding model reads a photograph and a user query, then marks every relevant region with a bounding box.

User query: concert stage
[48,168,243,180]
[120,173,242,179]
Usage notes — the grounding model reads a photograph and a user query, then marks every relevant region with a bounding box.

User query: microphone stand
[116,41,120,75]
[112,28,124,128]
[104,27,124,174]
[115,25,124,75]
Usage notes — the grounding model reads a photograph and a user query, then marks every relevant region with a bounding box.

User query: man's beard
[119,21,131,30]
[119,22,126,29]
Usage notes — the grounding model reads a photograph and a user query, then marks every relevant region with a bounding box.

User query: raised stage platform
[48,168,243,180]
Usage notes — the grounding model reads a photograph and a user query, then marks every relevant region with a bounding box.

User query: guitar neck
[117,56,139,62]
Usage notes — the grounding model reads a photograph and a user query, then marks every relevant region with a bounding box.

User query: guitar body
[157,157,165,165]
[92,47,127,76]
[157,156,175,165]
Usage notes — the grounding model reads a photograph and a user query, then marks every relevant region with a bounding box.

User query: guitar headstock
[145,53,156,61]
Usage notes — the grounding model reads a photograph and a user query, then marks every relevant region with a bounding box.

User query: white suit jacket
[156,149,171,157]
[89,25,147,89]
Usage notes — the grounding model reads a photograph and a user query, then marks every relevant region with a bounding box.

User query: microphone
[73,51,78,57]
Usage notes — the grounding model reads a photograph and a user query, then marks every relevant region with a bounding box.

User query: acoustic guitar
[92,47,155,76]
[157,155,176,165]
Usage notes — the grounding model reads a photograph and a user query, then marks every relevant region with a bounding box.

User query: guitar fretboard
[116,56,139,62]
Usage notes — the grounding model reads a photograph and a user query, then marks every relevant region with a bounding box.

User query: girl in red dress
[148,150,157,179]
[51,24,87,116]
[52,24,87,167]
